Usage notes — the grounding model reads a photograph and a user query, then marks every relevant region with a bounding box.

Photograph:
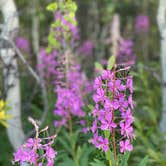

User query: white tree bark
[0,0,25,150]
[157,0,166,133]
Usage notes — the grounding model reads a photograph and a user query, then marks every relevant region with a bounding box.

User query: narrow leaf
[95,62,103,72]
[119,151,131,166]
[46,3,57,11]
[138,156,148,166]
[107,55,116,70]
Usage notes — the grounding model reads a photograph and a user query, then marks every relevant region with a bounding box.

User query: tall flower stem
[68,117,80,166]
[112,65,117,166]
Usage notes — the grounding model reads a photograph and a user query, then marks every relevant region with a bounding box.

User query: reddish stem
[112,64,117,166]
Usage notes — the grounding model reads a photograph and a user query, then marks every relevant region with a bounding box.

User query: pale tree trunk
[0,0,25,150]
[157,0,166,134]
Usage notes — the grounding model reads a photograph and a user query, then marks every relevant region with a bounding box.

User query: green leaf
[95,62,103,72]
[58,137,72,154]
[46,3,57,11]
[87,104,94,111]
[138,156,148,166]
[80,144,94,166]
[107,55,116,70]
[90,159,105,166]
[119,151,131,166]
[46,46,52,53]
[51,20,61,28]
[48,33,60,48]
[59,156,75,166]
[65,2,77,12]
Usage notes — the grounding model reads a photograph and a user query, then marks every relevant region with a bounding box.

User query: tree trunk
[0,0,25,150]
[157,0,166,134]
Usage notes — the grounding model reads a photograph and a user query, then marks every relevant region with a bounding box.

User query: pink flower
[93,88,106,103]
[16,37,30,52]
[121,109,134,123]
[78,40,94,56]
[118,95,128,109]
[120,139,133,153]
[46,147,57,159]
[127,76,133,93]
[90,69,134,153]
[98,137,109,152]
[90,134,109,152]
[13,135,56,166]
[128,95,134,109]
[82,127,89,134]
[92,105,99,116]
[117,39,136,65]
[120,121,134,138]
[100,118,117,131]
[91,120,98,133]
[94,76,102,89]
[102,70,114,80]
[135,15,149,33]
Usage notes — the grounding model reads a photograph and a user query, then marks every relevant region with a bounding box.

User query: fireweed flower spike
[54,65,90,128]
[45,1,92,130]
[90,66,135,154]
[13,117,57,166]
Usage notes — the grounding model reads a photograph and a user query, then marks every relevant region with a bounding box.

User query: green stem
[109,159,112,166]
[68,117,79,166]
[104,130,112,166]
[105,150,112,166]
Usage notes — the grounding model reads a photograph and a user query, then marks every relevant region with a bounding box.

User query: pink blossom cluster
[37,48,66,87]
[78,40,94,56]
[135,15,149,33]
[90,69,134,153]
[54,65,91,128]
[16,36,30,52]
[54,11,79,45]
[38,10,79,84]
[117,39,136,65]
[38,48,59,80]
[13,135,57,166]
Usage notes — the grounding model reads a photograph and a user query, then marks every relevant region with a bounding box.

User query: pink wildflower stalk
[13,117,57,166]
[54,64,91,128]
[90,66,135,154]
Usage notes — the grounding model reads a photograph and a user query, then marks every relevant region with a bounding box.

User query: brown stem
[112,64,117,166]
